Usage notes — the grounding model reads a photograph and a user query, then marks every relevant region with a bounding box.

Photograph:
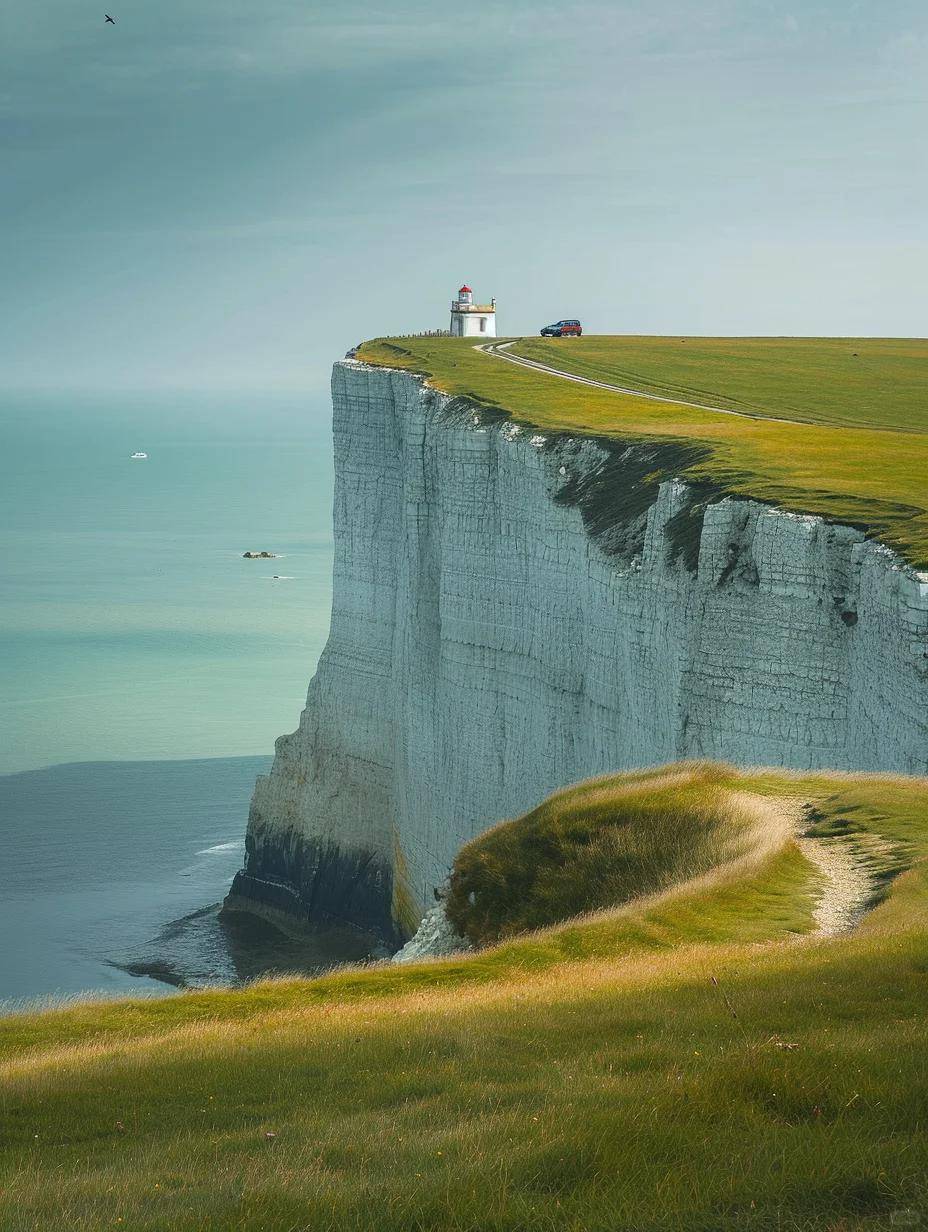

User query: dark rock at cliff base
[225,833,401,948]
[111,901,378,989]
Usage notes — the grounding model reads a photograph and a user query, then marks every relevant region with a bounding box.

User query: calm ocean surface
[0,389,337,1004]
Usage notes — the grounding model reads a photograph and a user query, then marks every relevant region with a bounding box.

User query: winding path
[745,796,879,937]
[795,833,877,936]
[474,340,798,425]
[776,797,887,936]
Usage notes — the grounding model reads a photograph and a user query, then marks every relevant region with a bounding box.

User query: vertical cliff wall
[226,360,928,943]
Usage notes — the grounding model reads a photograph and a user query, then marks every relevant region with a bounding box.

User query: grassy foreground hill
[357,335,928,566]
[2,762,928,1230]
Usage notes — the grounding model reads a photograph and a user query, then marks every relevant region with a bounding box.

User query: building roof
[458,285,472,293]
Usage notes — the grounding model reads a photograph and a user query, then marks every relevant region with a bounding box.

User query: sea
[0,387,349,1008]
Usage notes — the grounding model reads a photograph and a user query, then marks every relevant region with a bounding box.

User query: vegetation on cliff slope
[357,335,928,566]
[2,765,928,1230]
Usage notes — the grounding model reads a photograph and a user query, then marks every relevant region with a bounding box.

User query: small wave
[266,575,296,580]
[197,841,244,855]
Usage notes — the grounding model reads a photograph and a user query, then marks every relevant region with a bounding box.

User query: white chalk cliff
[225,360,928,942]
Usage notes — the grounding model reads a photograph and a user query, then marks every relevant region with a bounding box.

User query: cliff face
[226,361,928,943]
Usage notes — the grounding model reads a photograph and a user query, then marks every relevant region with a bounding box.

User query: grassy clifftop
[357,335,928,567]
[3,763,928,1229]
[510,336,928,432]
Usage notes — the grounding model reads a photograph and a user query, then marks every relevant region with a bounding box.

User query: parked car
[540,320,583,337]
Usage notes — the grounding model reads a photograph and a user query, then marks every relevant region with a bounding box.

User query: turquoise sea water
[0,389,337,1002]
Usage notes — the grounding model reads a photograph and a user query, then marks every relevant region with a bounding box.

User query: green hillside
[444,762,786,945]
[358,335,928,567]
[3,763,928,1231]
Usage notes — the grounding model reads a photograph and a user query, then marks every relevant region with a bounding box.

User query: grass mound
[445,763,762,945]
[357,335,928,566]
[2,765,928,1230]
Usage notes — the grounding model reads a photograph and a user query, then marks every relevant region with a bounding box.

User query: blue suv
[540,320,582,337]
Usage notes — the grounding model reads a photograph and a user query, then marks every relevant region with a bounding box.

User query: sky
[1,0,926,393]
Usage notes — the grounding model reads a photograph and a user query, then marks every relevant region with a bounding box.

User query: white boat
[130,451,148,460]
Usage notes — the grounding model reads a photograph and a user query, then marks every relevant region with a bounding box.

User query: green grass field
[512,336,928,431]
[3,764,928,1231]
[358,335,928,566]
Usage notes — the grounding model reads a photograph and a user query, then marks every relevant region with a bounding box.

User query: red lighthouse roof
[458,284,472,293]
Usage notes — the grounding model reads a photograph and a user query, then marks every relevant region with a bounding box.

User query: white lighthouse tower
[449,284,497,337]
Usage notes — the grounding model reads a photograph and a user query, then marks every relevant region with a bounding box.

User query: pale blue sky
[1,0,925,391]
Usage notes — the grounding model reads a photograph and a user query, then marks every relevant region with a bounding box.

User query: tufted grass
[2,764,928,1230]
[357,335,928,567]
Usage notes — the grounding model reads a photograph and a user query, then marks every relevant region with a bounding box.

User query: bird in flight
[104,13,116,22]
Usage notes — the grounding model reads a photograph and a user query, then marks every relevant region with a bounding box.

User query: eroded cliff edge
[225,360,928,944]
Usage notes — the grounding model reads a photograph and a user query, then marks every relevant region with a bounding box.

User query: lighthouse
[449,284,497,337]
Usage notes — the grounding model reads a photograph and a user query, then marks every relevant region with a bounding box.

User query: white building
[449,285,497,337]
